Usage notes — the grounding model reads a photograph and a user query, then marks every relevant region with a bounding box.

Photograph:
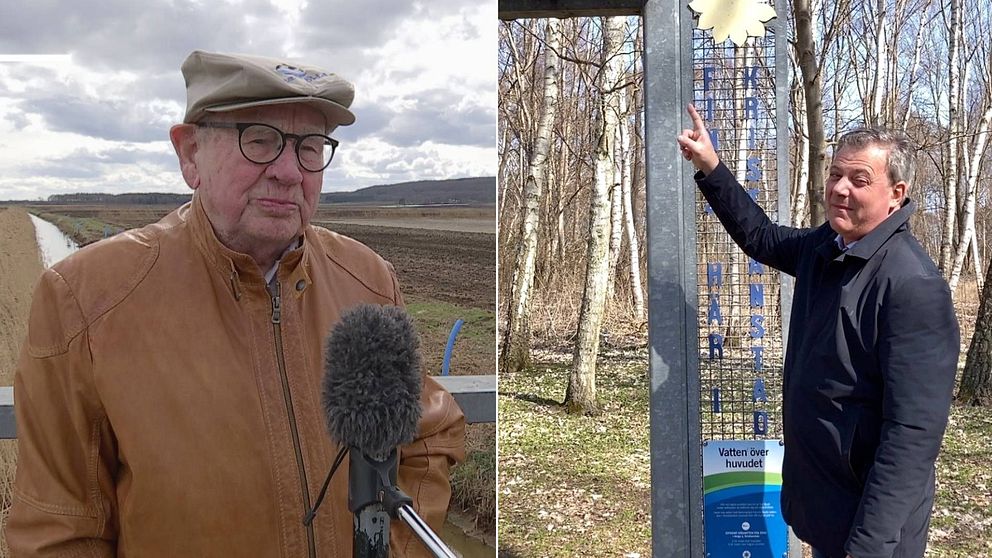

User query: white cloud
[0,0,495,200]
[324,136,493,191]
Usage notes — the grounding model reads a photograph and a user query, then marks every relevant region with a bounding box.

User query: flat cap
[181,50,356,126]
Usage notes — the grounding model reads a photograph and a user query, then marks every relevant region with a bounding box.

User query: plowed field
[319,222,496,312]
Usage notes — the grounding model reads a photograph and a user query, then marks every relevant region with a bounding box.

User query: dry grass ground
[0,208,43,376]
[498,278,992,557]
[0,206,44,557]
[499,359,992,557]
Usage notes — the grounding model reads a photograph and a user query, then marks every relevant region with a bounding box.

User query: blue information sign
[703,440,788,558]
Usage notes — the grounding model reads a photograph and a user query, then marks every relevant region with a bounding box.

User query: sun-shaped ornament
[688,0,778,46]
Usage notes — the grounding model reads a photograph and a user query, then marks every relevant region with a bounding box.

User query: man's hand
[676,104,719,176]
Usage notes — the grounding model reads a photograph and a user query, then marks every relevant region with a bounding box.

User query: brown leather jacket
[7,197,465,557]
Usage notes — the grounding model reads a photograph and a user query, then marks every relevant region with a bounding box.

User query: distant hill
[320,177,495,205]
[17,177,496,206]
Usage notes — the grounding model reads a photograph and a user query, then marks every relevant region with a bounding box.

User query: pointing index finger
[687,104,706,132]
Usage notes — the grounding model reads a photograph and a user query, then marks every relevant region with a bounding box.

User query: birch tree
[793,0,833,225]
[606,150,623,301]
[960,246,992,406]
[948,102,992,293]
[939,0,962,275]
[567,16,625,415]
[946,2,992,294]
[620,82,645,319]
[501,18,561,375]
[789,45,811,227]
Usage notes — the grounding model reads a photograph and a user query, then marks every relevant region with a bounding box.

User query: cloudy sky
[0,0,496,200]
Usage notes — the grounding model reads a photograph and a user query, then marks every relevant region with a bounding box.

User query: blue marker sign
[703,440,788,558]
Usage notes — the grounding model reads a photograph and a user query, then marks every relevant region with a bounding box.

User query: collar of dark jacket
[815,198,916,262]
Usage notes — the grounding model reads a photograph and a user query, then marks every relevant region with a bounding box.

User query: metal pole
[397,505,459,558]
[643,0,703,556]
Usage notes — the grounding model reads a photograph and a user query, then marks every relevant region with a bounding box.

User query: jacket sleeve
[695,161,810,276]
[845,274,959,558]
[393,376,466,558]
[6,270,118,557]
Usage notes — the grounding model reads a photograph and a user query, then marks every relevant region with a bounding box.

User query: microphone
[323,303,423,462]
[320,304,456,558]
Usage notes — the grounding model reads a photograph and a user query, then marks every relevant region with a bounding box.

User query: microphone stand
[349,449,458,558]
[349,451,394,558]
[396,504,457,558]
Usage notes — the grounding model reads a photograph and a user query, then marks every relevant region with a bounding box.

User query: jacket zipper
[271,281,317,558]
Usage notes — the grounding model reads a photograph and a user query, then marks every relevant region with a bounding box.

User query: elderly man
[7,50,465,557]
[677,105,958,558]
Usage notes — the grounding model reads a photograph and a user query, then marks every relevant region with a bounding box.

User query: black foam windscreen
[322,304,422,461]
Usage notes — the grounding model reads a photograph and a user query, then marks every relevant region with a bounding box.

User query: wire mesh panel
[691,19,785,443]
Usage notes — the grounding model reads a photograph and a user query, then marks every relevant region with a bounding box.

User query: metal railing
[0,374,496,439]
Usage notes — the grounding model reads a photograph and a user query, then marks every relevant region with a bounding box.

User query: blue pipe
[441,319,465,376]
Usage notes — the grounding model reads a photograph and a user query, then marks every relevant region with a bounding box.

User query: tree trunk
[900,19,925,132]
[632,65,646,265]
[606,161,623,301]
[794,0,826,225]
[948,104,992,295]
[940,0,961,276]
[567,16,624,415]
[867,0,887,126]
[550,112,570,271]
[497,125,511,216]
[620,84,645,320]
[790,63,810,227]
[608,51,635,305]
[974,230,984,294]
[794,124,810,227]
[501,18,561,375]
[960,250,992,406]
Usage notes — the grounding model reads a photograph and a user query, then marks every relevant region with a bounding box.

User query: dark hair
[835,128,915,188]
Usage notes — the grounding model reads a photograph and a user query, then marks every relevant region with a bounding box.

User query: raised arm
[676,105,812,275]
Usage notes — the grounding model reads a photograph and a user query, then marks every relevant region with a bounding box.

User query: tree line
[39,193,192,205]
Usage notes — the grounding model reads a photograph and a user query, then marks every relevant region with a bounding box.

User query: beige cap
[180,50,356,126]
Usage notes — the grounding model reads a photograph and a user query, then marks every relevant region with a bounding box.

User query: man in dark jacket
[677,104,959,558]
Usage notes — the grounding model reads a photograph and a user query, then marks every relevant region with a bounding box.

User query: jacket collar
[815,198,916,262]
[187,193,313,300]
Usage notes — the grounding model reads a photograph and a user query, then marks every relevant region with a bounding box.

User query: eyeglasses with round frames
[197,122,339,172]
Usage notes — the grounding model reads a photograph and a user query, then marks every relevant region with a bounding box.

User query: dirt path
[0,207,43,385]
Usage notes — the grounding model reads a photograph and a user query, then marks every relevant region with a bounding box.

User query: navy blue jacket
[697,163,959,558]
